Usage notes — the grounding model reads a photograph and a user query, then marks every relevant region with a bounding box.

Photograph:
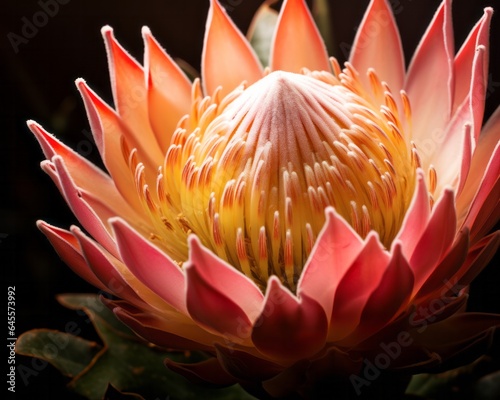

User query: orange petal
[142,27,192,152]
[452,8,492,115]
[101,27,163,164]
[349,0,405,95]
[76,79,144,212]
[270,0,329,73]
[202,0,263,97]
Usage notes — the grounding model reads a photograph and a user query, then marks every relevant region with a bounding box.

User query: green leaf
[406,356,498,399]
[57,293,136,338]
[247,3,279,67]
[16,329,101,377]
[20,294,256,399]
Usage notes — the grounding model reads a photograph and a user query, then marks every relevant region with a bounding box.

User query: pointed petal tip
[101,25,113,38]
[203,0,262,95]
[74,77,86,88]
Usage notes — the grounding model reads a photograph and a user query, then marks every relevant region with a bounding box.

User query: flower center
[138,66,425,290]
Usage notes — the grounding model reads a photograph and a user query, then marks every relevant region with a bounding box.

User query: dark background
[2,0,499,399]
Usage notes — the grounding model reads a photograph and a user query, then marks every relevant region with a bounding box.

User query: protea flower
[29,0,499,397]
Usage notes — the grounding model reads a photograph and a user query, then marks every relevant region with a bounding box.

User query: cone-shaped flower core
[152,69,422,290]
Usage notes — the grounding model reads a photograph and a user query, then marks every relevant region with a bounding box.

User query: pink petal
[457,231,500,287]
[184,236,263,342]
[28,120,113,196]
[414,228,469,302]
[29,120,149,229]
[298,207,363,321]
[71,226,144,305]
[413,313,500,358]
[50,156,118,255]
[394,171,431,259]
[435,45,487,191]
[270,0,329,73]
[202,0,263,97]
[458,107,500,229]
[459,142,500,243]
[404,0,454,150]
[187,236,264,318]
[409,189,457,295]
[252,276,328,363]
[349,0,405,95]
[466,176,499,243]
[101,27,163,164]
[37,221,108,292]
[452,8,492,114]
[76,79,144,212]
[345,243,414,346]
[142,27,192,152]
[111,218,187,314]
[329,233,390,342]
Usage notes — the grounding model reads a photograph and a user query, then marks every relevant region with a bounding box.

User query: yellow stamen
[119,63,439,291]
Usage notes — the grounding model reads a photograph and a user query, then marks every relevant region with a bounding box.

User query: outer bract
[30,0,500,397]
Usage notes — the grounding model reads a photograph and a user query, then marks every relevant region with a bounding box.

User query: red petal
[345,243,414,346]
[252,276,327,363]
[329,233,389,341]
[270,0,329,73]
[214,344,282,381]
[349,0,405,95]
[414,228,469,302]
[202,0,262,97]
